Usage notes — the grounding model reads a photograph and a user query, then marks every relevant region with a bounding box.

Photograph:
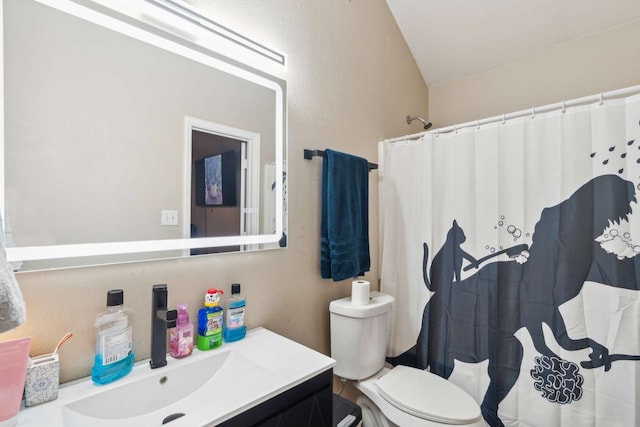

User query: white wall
[1,0,428,383]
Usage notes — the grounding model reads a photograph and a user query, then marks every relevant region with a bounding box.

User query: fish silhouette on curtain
[389,173,640,427]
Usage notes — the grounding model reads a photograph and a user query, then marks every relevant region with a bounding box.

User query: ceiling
[385,0,640,87]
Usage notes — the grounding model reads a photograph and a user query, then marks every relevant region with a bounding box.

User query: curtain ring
[502,114,506,125]
[436,129,440,138]
[476,120,480,130]
[561,101,566,113]
[531,108,536,119]
[454,124,458,133]
[599,93,604,105]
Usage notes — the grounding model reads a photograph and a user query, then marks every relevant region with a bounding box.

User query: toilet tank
[329,291,394,380]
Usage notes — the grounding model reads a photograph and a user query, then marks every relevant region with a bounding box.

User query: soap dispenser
[197,289,224,351]
[169,304,193,358]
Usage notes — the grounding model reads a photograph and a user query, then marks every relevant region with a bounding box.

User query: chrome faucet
[150,284,177,369]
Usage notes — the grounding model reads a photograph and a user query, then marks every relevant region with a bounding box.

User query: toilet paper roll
[351,280,370,306]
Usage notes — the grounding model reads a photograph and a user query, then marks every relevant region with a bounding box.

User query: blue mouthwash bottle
[92,289,135,385]
[197,289,224,350]
[224,283,246,342]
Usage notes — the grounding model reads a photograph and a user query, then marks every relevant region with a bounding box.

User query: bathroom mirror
[1,0,287,270]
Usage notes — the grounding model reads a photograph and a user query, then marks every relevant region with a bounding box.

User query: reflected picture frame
[195,151,236,207]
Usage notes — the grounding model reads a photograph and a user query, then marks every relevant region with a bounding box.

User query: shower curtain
[380,93,640,427]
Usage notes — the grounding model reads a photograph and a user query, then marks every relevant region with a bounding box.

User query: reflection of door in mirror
[185,118,260,255]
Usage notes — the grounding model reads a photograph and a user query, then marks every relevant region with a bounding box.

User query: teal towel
[321,149,370,281]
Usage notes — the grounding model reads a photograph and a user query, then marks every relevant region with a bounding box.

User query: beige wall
[1,0,428,383]
[429,19,640,128]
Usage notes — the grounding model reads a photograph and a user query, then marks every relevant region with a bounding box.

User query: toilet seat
[375,366,481,425]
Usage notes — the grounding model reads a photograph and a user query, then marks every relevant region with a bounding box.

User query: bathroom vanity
[15,328,335,426]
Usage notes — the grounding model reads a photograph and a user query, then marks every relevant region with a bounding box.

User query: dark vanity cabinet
[217,369,333,427]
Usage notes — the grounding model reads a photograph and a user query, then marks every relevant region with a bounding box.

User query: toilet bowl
[329,292,483,427]
[356,367,483,427]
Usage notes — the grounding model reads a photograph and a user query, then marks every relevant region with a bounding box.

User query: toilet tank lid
[329,291,394,318]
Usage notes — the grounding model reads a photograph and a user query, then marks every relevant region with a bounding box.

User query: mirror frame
[1,0,287,264]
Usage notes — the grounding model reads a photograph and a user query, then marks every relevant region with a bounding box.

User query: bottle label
[170,328,193,342]
[204,311,223,337]
[170,327,193,357]
[100,326,132,366]
[227,307,245,330]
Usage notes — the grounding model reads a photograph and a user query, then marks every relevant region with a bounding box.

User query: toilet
[329,291,483,427]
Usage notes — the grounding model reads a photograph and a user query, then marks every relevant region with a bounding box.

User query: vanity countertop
[16,327,335,426]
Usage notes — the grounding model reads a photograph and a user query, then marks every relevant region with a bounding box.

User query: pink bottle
[169,304,193,358]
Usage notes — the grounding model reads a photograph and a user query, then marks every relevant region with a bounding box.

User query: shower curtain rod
[383,84,640,144]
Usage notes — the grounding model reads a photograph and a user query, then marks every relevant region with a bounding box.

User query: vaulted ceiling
[385,0,640,87]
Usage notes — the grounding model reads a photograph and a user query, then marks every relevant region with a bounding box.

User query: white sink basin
[17,328,335,427]
[62,350,274,425]
[63,351,231,420]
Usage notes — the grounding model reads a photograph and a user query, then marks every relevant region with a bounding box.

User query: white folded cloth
[0,212,25,333]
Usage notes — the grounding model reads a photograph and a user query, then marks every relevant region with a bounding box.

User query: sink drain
[162,413,185,424]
